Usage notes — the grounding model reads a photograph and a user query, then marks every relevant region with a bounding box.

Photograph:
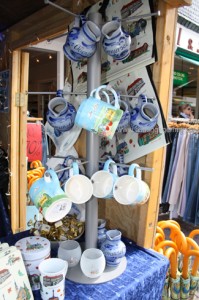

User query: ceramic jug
[100,229,126,267]
[102,19,131,61]
[46,96,76,136]
[65,15,101,60]
[97,219,107,248]
[130,94,159,133]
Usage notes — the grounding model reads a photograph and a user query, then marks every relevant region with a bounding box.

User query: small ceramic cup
[80,248,106,278]
[39,258,68,300]
[64,161,93,204]
[113,163,150,205]
[58,240,82,268]
[91,159,118,199]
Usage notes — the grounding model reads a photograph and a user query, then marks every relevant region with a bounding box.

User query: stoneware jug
[46,96,76,136]
[65,15,101,60]
[130,94,159,133]
[111,99,130,132]
[100,229,126,267]
[75,85,123,140]
[97,219,107,248]
[102,19,131,61]
[29,169,72,223]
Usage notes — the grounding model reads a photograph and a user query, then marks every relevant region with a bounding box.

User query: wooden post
[19,52,29,231]
[10,50,21,233]
[136,1,178,247]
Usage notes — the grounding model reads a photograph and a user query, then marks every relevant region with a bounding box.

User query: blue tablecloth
[1,232,169,300]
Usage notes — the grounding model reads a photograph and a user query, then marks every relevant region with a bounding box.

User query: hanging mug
[64,161,93,204]
[91,158,118,199]
[29,169,72,222]
[113,163,150,205]
[46,96,76,136]
[75,85,123,140]
[130,94,159,133]
[102,18,131,61]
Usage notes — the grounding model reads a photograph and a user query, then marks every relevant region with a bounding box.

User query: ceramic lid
[15,236,50,261]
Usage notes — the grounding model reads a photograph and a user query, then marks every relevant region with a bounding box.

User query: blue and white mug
[91,159,118,199]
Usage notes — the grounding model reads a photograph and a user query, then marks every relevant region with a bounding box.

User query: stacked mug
[63,16,132,62]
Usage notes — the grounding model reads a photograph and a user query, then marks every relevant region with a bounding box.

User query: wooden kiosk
[6,0,191,248]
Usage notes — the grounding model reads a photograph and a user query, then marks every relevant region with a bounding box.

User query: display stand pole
[85,12,102,249]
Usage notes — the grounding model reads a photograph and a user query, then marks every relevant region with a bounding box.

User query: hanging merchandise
[29,169,72,223]
[46,96,76,136]
[75,85,123,139]
[63,15,101,62]
[101,17,131,61]
[70,0,156,92]
[130,93,159,133]
[161,122,199,226]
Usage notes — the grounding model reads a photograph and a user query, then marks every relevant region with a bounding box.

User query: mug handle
[103,159,118,176]
[74,16,81,28]
[44,169,59,183]
[90,89,109,102]
[95,85,120,108]
[128,163,141,180]
[69,161,80,177]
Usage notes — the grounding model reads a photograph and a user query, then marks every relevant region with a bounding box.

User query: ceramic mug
[29,169,72,223]
[75,85,123,140]
[80,248,106,278]
[64,161,93,204]
[91,158,118,199]
[102,18,131,61]
[113,163,150,205]
[39,258,68,300]
[58,240,82,268]
[130,94,159,133]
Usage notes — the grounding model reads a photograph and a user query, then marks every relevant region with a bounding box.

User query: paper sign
[27,123,42,162]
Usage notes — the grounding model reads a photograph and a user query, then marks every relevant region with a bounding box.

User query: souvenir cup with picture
[75,85,123,140]
[80,248,106,278]
[113,163,150,205]
[58,240,82,268]
[39,258,68,300]
[64,161,93,204]
[91,159,118,199]
[29,169,72,223]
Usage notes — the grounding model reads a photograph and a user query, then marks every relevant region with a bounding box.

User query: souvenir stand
[4,0,192,292]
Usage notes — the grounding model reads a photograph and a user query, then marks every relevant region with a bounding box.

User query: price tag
[27,123,42,162]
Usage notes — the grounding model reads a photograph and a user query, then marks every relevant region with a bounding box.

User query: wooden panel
[10,51,21,233]
[164,0,192,7]
[19,52,29,231]
[136,1,178,248]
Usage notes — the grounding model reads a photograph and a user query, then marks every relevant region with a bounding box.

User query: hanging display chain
[44,0,160,21]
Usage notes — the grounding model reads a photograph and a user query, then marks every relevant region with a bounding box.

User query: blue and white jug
[102,18,131,61]
[100,229,126,267]
[46,96,76,136]
[64,16,101,61]
[130,94,159,133]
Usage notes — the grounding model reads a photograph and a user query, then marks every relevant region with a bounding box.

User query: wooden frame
[9,0,191,246]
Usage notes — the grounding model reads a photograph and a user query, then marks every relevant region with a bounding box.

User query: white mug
[58,240,82,268]
[113,163,150,205]
[64,161,93,204]
[91,159,118,199]
[39,258,68,300]
[80,248,106,278]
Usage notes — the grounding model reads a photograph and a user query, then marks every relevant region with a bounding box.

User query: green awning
[175,47,199,65]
